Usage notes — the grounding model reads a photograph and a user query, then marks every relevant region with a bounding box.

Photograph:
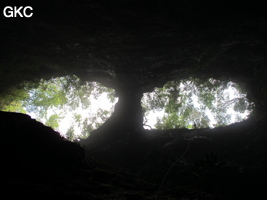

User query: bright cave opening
[142,77,253,130]
[0,75,118,140]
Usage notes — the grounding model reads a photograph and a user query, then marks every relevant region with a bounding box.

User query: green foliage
[66,124,75,141]
[0,75,116,138]
[0,82,36,113]
[143,77,252,129]
[80,117,94,138]
[45,114,63,129]
[23,75,91,118]
[74,108,113,139]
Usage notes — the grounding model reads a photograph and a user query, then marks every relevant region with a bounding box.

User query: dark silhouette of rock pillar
[113,86,143,131]
[88,83,144,144]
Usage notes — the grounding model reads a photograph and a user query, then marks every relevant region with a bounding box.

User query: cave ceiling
[1,0,266,93]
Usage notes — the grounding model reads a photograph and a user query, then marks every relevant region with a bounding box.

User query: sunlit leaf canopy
[142,77,253,130]
[0,75,117,140]
[0,75,254,138]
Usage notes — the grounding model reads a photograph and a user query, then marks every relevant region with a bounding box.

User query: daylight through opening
[142,77,253,130]
[0,75,118,140]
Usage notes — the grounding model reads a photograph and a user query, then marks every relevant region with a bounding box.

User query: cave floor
[1,160,217,200]
[1,118,267,200]
[84,118,267,199]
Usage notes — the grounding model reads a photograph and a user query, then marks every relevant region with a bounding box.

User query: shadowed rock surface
[83,118,267,199]
[0,111,85,171]
[0,111,218,199]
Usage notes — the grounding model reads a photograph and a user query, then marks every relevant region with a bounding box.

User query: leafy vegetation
[0,75,254,138]
[142,77,253,129]
[0,75,116,140]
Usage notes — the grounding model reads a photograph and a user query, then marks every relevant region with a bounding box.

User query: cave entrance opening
[0,75,118,141]
[142,77,253,130]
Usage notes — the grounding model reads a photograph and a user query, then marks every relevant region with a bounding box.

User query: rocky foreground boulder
[0,111,85,172]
